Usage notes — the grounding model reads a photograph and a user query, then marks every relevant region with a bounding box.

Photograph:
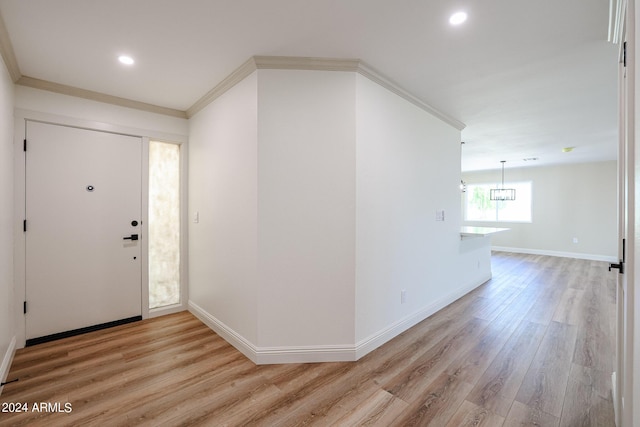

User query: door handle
[609,260,624,274]
[123,234,139,241]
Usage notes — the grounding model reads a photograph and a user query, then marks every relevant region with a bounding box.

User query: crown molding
[187,55,466,130]
[254,55,361,72]
[186,56,362,118]
[16,76,187,119]
[0,10,21,82]
[186,56,258,118]
[356,61,466,130]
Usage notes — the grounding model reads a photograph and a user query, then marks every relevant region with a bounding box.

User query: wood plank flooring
[0,252,616,426]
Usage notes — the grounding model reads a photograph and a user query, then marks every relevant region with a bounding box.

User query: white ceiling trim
[16,75,188,119]
[0,9,20,82]
[186,56,257,118]
[357,61,465,130]
[187,55,466,130]
[254,55,361,72]
[186,56,361,118]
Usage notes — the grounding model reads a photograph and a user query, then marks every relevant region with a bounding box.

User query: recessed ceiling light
[449,11,468,26]
[118,55,135,65]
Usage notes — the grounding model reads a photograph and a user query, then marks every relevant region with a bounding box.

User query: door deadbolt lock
[131,220,138,227]
[123,234,139,241]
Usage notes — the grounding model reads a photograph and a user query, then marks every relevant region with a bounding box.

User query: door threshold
[26,316,142,347]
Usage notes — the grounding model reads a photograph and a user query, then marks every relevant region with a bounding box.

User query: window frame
[464,180,533,223]
[143,137,189,319]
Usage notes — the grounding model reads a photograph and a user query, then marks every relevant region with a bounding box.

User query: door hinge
[23,220,27,232]
[624,41,627,67]
[23,139,27,152]
[23,301,27,314]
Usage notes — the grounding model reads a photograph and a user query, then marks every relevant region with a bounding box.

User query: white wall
[188,73,259,346]
[187,68,483,363]
[256,70,356,348]
[0,57,15,389]
[8,67,486,365]
[463,161,617,260]
[355,74,463,344]
[188,70,356,361]
[15,86,188,138]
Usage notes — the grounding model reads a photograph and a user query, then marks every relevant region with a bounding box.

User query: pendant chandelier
[490,161,516,201]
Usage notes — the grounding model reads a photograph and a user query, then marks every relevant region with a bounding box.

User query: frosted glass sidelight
[149,141,181,308]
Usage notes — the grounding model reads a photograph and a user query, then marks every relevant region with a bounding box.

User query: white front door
[25,121,143,342]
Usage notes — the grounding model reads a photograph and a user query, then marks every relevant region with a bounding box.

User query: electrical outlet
[572,237,578,244]
[194,211,200,223]
[436,210,445,221]
[401,289,407,304]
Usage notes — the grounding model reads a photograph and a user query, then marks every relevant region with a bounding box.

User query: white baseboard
[188,301,259,363]
[189,273,491,365]
[492,246,617,263]
[254,344,356,365]
[355,273,492,360]
[0,336,16,396]
[188,301,355,364]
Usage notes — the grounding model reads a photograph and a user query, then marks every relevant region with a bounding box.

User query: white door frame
[614,0,639,425]
[632,0,640,423]
[615,40,625,427]
[13,109,189,349]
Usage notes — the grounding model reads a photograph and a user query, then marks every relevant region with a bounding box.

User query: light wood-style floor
[0,252,616,426]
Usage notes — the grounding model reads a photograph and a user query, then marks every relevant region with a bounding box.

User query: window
[465,181,532,222]
[149,141,181,309]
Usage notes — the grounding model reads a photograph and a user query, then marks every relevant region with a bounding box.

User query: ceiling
[0,0,619,171]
